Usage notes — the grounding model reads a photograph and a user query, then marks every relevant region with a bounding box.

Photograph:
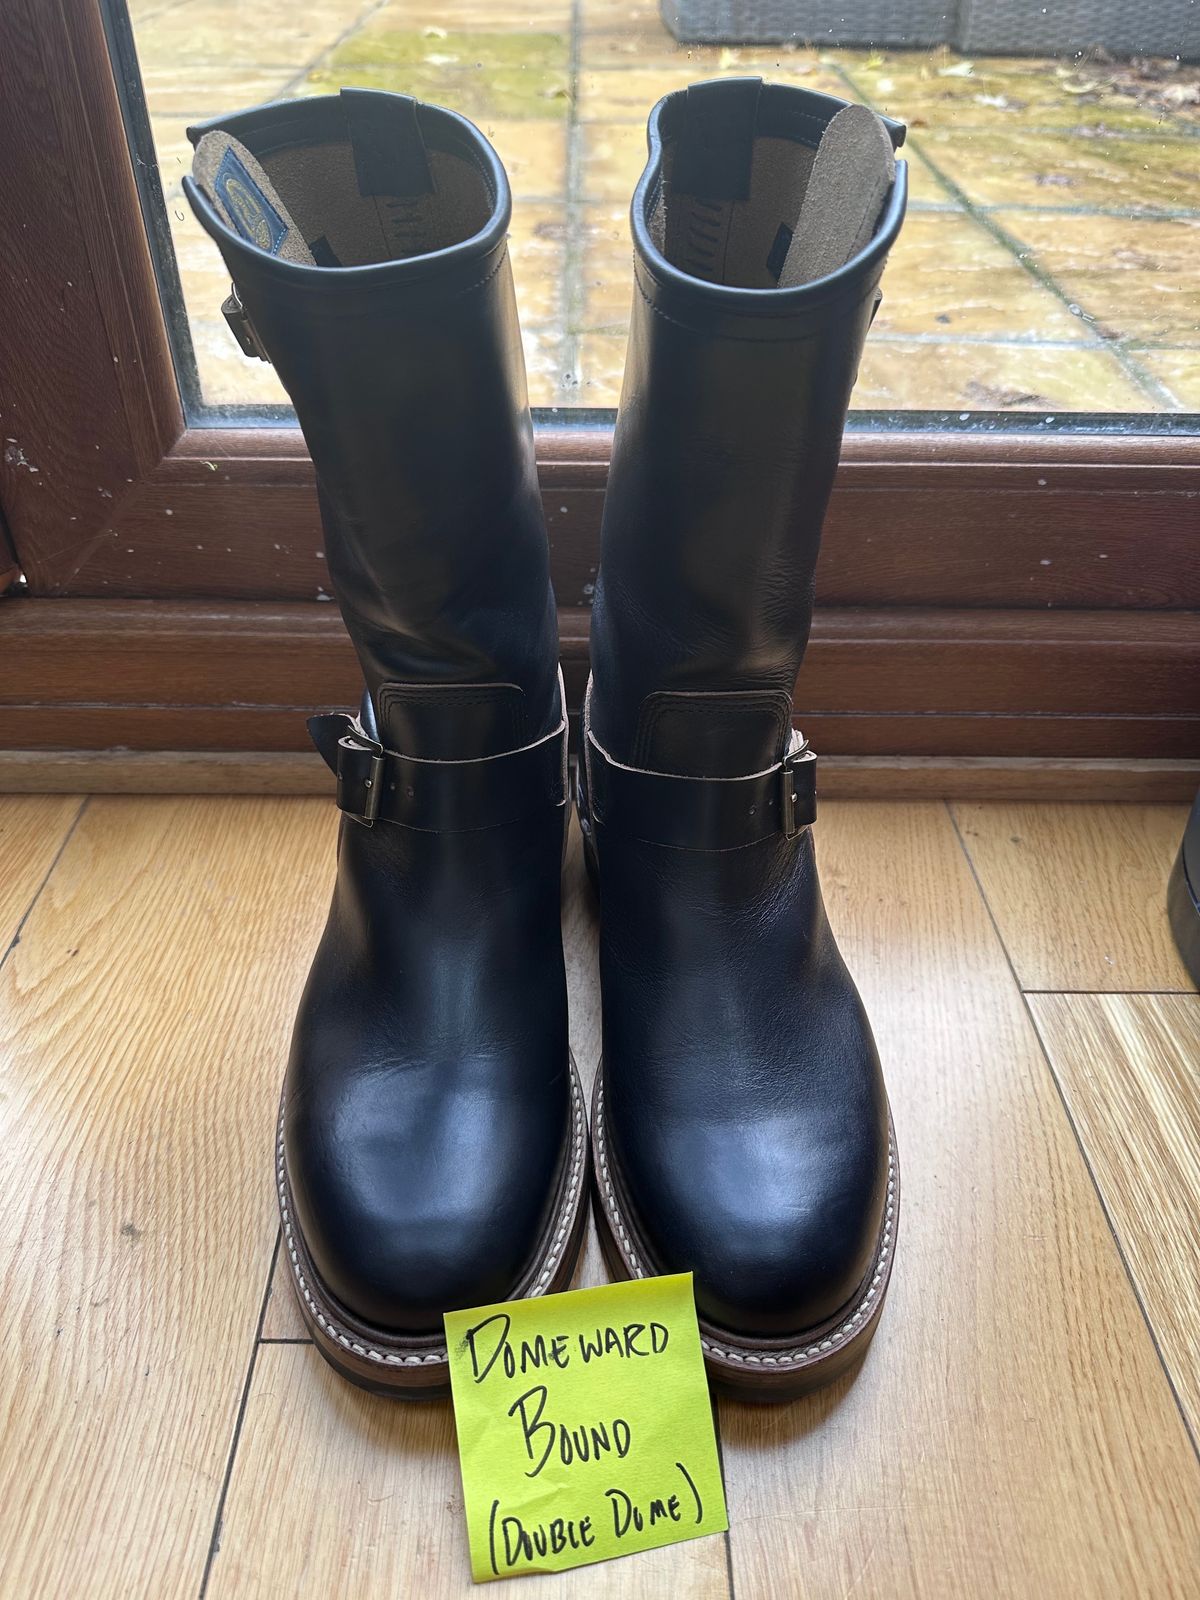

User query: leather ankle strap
[309,711,568,832]
[584,729,816,851]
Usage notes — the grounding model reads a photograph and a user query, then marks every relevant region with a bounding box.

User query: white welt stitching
[276,1062,586,1368]
[594,1077,897,1368]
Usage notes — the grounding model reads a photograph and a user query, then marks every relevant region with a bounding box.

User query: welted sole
[590,1068,899,1403]
[276,1056,590,1398]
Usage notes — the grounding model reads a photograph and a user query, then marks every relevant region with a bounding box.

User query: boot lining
[194,127,495,268]
[650,106,894,290]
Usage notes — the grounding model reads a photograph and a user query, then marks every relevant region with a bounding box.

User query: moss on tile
[912,127,1200,213]
[844,50,1194,135]
[312,30,570,120]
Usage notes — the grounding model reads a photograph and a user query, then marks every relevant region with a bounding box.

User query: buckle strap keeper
[586,731,817,851]
[309,712,568,832]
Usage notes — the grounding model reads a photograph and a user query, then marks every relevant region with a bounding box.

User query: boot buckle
[222,284,270,362]
[781,743,818,839]
[335,735,386,827]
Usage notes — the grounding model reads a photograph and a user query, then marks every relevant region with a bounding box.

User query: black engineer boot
[186,89,587,1395]
[580,79,907,1400]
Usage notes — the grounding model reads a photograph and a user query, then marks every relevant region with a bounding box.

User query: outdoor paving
[130,0,1200,415]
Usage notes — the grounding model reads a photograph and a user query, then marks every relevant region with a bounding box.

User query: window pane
[118,0,1200,420]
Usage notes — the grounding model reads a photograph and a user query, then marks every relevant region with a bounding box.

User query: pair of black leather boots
[186,76,906,1403]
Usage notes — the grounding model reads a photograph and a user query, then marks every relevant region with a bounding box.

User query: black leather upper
[588,811,890,1336]
[585,79,905,1341]
[590,80,907,778]
[185,92,560,756]
[286,780,570,1331]
[186,92,573,1334]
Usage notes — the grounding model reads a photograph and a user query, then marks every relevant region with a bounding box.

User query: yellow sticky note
[445,1272,727,1582]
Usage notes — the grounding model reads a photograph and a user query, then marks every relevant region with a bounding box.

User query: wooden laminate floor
[0,795,1197,1599]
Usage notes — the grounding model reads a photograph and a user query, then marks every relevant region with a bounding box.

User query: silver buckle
[781,744,816,839]
[221,284,270,362]
[336,736,386,827]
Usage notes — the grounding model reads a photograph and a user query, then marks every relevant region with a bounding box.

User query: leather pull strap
[309,712,568,832]
[673,76,761,201]
[342,88,434,198]
[586,730,816,851]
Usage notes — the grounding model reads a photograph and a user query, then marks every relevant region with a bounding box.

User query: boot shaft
[185,90,560,754]
[589,79,906,773]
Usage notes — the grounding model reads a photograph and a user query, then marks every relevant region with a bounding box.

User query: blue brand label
[213,147,288,255]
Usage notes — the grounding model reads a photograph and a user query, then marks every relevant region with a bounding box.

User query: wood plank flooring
[1,795,1196,1598]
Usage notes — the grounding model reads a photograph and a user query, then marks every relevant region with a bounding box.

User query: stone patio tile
[478,120,568,199]
[580,121,648,201]
[361,0,571,34]
[507,203,568,329]
[579,204,634,331]
[896,145,956,208]
[855,339,1155,411]
[842,51,1196,134]
[876,211,1091,341]
[523,327,566,409]
[581,0,680,33]
[127,0,180,19]
[134,0,367,71]
[910,127,1200,214]
[997,212,1200,346]
[1134,348,1200,409]
[576,332,629,407]
[139,63,299,119]
[189,318,291,409]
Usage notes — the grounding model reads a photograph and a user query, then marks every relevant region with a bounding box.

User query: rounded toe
[285,1073,565,1335]
[618,1112,889,1340]
[302,1192,529,1334]
[691,1188,883,1338]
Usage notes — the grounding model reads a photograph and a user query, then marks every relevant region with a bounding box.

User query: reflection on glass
[125,0,1200,417]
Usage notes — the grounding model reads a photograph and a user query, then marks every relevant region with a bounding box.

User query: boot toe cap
[300,1196,526,1334]
[617,1115,889,1340]
[285,1079,565,1335]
